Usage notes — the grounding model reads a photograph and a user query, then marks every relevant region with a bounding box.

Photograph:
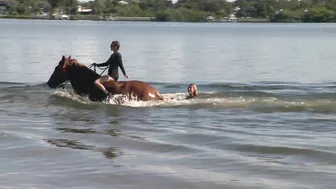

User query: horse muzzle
[47,80,57,88]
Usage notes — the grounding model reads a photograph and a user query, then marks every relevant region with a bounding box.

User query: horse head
[47,55,106,101]
[47,55,72,88]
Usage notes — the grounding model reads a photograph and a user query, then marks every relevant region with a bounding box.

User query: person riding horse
[47,55,163,102]
[47,55,199,102]
[92,41,129,98]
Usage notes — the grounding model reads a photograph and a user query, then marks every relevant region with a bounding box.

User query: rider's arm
[96,55,112,67]
[117,53,126,76]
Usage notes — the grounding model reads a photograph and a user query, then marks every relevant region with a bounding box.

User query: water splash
[49,90,336,113]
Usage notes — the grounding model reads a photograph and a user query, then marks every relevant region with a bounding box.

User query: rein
[57,63,109,89]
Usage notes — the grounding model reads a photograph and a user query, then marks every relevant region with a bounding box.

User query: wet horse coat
[47,56,164,102]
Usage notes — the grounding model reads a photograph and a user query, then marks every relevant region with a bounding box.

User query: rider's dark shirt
[97,52,126,81]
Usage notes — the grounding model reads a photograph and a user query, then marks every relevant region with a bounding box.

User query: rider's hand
[125,74,129,79]
[92,63,97,67]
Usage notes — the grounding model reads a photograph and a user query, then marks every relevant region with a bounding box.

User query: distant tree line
[1,0,336,22]
[1,0,77,15]
[234,0,336,22]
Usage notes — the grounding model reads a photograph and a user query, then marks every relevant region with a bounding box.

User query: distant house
[0,0,13,11]
[119,0,129,5]
[77,6,93,15]
[50,13,70,20]
[222,14,237,22]
[0,0,14,7]
[0,0,14,14]
[206,16,216,22]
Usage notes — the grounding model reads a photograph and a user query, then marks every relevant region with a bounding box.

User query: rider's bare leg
[94,75,114,95]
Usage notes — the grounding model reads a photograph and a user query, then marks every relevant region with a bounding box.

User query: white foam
[52,90,92,104]
[52,90,261,108]
[51,90,336,111]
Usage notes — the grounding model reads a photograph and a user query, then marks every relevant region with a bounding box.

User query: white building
[77,6,93,14]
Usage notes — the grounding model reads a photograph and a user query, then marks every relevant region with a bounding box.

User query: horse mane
[65,58,86,69]
[64,58,100,78]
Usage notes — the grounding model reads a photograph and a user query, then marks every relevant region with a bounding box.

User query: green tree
[303,7,335,22]
[47,0,61,9]
[3,0,336,22]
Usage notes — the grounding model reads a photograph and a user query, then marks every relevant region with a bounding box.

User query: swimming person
[164,83,198,100]
[186,83,197,99]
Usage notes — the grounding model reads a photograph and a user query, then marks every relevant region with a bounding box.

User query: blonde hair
[188,83,198,96]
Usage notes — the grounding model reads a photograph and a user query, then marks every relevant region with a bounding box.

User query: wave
[48,90,336,113]
[0,81,48,90]
[44,138,121,159]
[231,144,336,165]
[1,81,335,93]
[159,81,336,91]
[1,81,335,112]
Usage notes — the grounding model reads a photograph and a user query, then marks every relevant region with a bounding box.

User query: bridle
[56,61,108,89]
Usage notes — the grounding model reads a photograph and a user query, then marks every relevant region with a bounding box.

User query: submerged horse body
[47,56,164,102]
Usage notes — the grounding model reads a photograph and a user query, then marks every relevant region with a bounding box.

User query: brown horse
[47,55,164,102]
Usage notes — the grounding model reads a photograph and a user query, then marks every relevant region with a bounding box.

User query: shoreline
[0,15,270,23]
[1,16,333,23]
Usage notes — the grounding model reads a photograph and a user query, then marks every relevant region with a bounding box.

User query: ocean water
[0,19,336,189]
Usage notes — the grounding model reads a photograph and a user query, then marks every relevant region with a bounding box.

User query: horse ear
[59,55,66,65]
[68,55,71,59]
[62,58,68,71]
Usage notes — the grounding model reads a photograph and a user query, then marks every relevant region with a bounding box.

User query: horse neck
[66,65,100,94]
